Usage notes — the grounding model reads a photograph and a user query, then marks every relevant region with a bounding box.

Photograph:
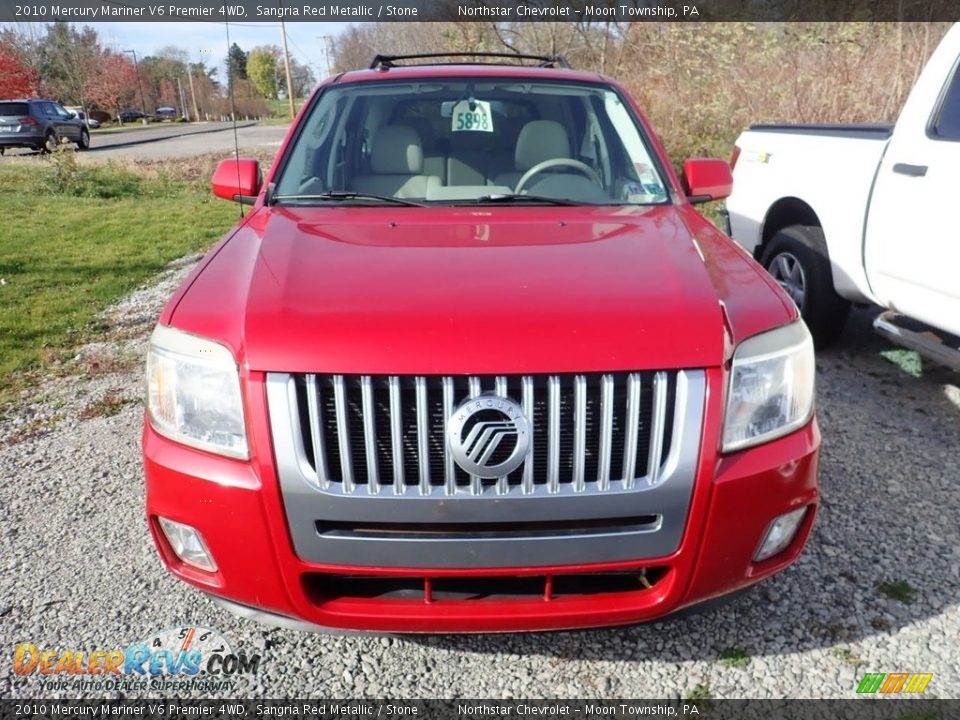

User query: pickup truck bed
[727,23,960,354]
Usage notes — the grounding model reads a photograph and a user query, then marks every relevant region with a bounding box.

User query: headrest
[371,125,423,174]
[515,120,572,171]
[401,117,435,151]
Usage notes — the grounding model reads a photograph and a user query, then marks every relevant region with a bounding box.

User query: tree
[83,52,138,117]
[226,42,247,95]
[330,27,372,73]
[0,42,38,98]
[288,57,316,98]
[139,47,190,112]
[38,22,101,107]
[158,78,177,108]
[186,61,219,119]
[246,46,280,99]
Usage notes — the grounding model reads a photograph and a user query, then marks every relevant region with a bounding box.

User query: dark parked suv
[118,109,148,123]
[0,99,90,154]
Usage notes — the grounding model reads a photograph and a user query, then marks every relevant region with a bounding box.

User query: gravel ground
[2,258,959,700]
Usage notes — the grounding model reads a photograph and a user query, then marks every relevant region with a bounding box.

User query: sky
[4,21,354,79]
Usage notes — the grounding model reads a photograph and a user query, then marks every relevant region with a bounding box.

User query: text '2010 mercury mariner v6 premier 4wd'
[143,53,819,633]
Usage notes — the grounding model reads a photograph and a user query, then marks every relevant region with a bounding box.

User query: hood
[168,205,789,374]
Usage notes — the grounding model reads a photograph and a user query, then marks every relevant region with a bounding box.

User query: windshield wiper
[470,194,583,207]
[272,191,427,207]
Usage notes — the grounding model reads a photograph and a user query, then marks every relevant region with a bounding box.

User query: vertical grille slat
[468,376,482,496]
[597,374,614,492]
[442,377,456,496]
[289,371,684,497]
[547,376,561,494]
[622,373,641,490]
[389,376,405,495]
[495,376,509,495]
[521,376,534,495]
[415,376,431,496]
[304,374,330,489]
[332,375,355,494]
[360,376,380,494]
[572,375,587,493]
[647,371,669,487]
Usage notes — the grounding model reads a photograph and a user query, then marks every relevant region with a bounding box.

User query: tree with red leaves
[0,44,38,99]
[84,53,138,118]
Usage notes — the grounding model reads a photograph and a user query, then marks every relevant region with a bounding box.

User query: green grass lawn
[0,153,238,402]
[266,97,306,120]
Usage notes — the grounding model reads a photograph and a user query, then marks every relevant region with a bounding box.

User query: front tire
[77,127,90,150]
[761,225,850,347]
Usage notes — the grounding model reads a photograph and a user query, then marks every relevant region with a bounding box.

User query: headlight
[722,320,815,452]
[146,324,248,459]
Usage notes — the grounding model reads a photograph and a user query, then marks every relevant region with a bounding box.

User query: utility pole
[123,49,148,124]
[187,66,200,123]
[279,18,296,120]
[318,35,334,76]
[176,76,188,121]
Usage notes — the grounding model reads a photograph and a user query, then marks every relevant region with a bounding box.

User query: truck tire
[77,127,90,150]
[761,225,850,347]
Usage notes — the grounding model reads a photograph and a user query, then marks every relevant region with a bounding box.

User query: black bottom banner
[2,700,957,720]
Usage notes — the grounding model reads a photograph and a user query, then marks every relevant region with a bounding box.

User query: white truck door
[864,24,960,337]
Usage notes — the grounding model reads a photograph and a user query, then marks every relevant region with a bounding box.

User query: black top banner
[2,700,959,720]
[0,0,958,22]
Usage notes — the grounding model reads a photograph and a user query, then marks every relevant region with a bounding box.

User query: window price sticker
[451,99,494,133]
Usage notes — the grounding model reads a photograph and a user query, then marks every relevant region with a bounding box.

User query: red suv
[143,53,819,633]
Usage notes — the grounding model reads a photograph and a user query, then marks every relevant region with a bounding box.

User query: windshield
[272,79,670,206]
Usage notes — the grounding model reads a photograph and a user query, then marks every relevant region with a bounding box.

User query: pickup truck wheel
[762,225,850,347]
[77,128,90,150]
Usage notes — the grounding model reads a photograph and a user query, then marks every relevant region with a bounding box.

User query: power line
[281,26,328,77]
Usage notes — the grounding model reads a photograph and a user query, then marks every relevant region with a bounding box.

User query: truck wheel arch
[759,221,851,348]
[759,197,822,261]
[758,197,851,346]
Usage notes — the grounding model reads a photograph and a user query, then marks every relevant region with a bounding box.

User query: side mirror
[682,158,733,204]
[211,158,262,205]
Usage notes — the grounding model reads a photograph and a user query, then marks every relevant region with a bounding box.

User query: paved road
[2,122,288,161]
[85,123,288,160]
[87,121,257,149]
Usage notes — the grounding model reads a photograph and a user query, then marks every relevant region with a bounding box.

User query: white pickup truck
[727,23,960,368]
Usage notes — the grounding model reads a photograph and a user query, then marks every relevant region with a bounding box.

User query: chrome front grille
[282,372,680,497]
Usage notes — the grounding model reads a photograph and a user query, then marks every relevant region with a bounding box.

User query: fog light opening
[754,507,807,562]
[158,517,218,572]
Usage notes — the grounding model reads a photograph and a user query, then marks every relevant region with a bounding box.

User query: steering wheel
[515,158,603,195]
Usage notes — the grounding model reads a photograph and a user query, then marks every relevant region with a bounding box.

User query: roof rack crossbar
[369,52,571,70]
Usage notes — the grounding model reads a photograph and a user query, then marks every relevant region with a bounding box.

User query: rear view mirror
[682,158,733,204]
[211,158,262,205]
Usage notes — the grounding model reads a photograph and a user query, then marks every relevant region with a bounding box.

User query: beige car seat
[353,125,441,199]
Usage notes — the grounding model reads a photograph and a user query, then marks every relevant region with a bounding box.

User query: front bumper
[143,368,820,633]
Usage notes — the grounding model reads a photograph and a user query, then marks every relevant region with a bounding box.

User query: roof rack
[368,52,571,70]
